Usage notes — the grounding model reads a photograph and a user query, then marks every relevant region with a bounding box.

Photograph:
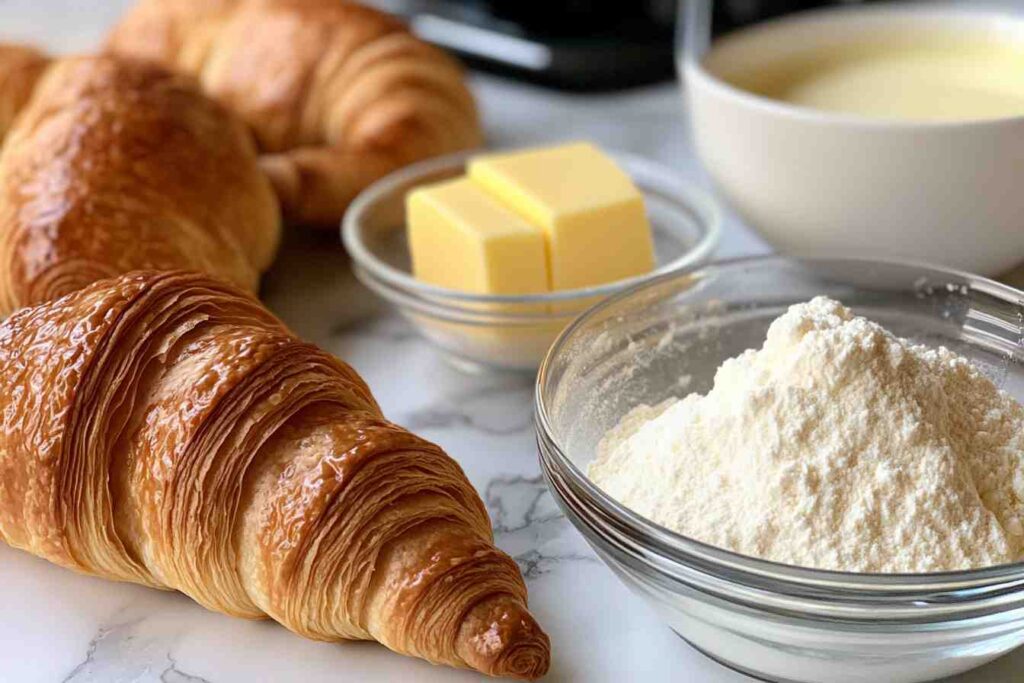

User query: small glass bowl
[341,149,719,372]
[536,255,1024,683]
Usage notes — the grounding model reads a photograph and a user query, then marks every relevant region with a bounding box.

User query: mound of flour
[589,297,1024,572]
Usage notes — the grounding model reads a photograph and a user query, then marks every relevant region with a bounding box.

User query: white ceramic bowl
[685,5,1024,277]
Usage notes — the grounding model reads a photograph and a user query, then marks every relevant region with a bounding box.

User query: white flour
[589,297,1024,573]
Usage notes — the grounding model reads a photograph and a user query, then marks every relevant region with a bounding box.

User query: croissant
[0,54,281,314]
[107,0,484,227]
[0,44,49,141]
[0,269,550,679]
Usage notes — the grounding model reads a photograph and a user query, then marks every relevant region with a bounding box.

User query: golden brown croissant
[106,0,483,227]
[0,269,550,680]
[0,44,49,142]
[0,54,281,314]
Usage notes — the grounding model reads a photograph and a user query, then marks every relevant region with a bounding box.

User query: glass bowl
[341,149,719,373]
[536,255,1024,683]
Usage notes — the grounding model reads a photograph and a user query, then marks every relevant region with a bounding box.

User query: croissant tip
[457,595,551,680]
[491,636,551,680]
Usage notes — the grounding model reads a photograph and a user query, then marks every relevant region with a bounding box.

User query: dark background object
[374,0,677,91]
[711,0,877,34]
[373,0,878,91]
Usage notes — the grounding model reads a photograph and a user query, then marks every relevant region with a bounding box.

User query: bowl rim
[535,253,1024,593]
[683,3,1024,131]
[341,148,721,306]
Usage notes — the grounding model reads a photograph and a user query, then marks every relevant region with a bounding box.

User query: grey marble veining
[486,474,598,580]
[61,616,210,683]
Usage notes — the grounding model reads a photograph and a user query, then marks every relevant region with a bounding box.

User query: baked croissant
[0,269,550,680]
[106,0,483,227]
[0,44,49,141]
[0,54,281,314]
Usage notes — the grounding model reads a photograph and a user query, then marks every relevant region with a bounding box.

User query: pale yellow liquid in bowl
[721,30,1024,122]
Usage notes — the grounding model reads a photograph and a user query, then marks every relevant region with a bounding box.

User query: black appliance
[371,1,880,91]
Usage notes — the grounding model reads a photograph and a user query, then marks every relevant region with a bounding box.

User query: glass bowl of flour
[536,255,1024,683]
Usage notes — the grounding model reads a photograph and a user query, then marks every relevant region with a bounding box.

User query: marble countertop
[0,2,1021,682]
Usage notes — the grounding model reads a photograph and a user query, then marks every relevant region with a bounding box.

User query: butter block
[468,142,655,290]
[407,178,548,295]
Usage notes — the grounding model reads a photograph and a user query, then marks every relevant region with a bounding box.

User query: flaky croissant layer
[0,53,281,315]
[0,271,549,679]
[107,0,484,226]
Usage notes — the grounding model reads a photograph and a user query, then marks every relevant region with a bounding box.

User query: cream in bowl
[726,22,1024,122]
[342,146,719,372]
[685,6,1024,276]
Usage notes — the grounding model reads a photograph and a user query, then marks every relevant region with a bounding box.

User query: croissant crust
[0,54,281,314]
[0,270,549,679]
[107,0,484,226]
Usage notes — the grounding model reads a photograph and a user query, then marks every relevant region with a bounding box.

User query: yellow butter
[468,142,655,290]
[406,178,548,295]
